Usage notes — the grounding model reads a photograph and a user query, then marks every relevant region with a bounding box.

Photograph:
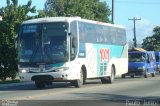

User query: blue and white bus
[18,17,128,88]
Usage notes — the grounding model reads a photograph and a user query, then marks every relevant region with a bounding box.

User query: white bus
[18,17,128,88]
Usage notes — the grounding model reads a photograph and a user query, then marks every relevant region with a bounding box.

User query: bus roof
[129,51,154,54]
[22,17,125,29]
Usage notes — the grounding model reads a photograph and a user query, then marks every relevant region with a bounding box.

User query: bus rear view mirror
[72,37,77,48]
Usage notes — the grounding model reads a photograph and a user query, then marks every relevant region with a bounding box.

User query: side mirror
[72,37,77,48]
[68,32,71,36]
[69,32,77,48]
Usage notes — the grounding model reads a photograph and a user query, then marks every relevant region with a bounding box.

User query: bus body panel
[18,17,128,87]
[79,43,128,78]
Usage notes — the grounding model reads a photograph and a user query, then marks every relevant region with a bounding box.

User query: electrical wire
[104,0,160,5]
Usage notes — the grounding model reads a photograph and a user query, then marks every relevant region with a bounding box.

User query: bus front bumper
[126,70,146,76]
[19,71,76,82]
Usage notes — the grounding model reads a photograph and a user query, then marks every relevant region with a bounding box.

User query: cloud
[126,18,156,43]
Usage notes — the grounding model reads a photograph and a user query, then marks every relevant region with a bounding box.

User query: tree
[142,26,160,51]
[43,0,111,22]
[0,0,36,81]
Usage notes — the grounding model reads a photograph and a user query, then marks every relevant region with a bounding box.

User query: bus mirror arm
[68,32,71,36]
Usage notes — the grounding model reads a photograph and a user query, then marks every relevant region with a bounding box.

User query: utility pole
[128,17,141,47]
[112,0,114,24]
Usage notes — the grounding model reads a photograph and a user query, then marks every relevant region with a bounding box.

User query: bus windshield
[18,22,68,64]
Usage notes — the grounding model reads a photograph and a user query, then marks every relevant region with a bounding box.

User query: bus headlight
[19,69,29,73]
[55,67,69,72]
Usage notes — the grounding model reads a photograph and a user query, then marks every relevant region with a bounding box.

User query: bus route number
[100,48,110,63]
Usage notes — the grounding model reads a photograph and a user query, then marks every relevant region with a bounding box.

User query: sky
[0,0,160,43]
[105,0,160,43]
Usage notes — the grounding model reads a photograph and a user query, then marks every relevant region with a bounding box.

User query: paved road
[0,75,160,106]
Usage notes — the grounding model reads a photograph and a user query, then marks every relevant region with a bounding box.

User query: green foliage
[142,26,160,51]
[42,0,111,22]
[0,0,36,81]
[36,10,46,18]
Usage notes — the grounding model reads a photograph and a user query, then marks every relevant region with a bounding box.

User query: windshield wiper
[29,45,39,63]
[43,45,54,62]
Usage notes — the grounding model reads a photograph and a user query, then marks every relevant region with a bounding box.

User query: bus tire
[121,74,126,78]
[101,66,115,84]
[131,75,134,78]
[151,72,156,77]
[108,66,115,84]
[101,77,108,84]
[81,66,87,84]
[71,69,84,88]
[144,74,147,78]
[35,81,45,89]
[144,70,148,78]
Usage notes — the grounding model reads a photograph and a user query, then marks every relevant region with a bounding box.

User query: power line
[105,0,160,5]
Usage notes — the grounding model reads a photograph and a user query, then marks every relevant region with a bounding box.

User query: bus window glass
[19,22,68,63]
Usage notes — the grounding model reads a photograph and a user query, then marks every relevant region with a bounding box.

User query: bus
[18,17,128,88]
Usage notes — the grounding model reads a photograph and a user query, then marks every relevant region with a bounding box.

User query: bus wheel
[130,75,134,78]
[144,74,148,78]
[144,70,148,78]
[72,70,83,88]
[35,81,45,89]
[108,66,115,84]
[101,77,108,84]
[101,66,115,84]
[121,74,126,78]
[151,72,156,77]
